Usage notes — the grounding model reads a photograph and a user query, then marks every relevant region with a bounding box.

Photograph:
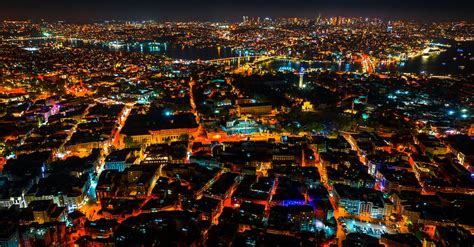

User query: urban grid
[0,2,473,247]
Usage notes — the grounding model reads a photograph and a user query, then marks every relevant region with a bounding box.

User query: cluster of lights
[447,108,469,118]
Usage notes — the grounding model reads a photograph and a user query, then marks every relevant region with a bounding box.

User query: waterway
[379,40,474,75]
[260,40,473,75]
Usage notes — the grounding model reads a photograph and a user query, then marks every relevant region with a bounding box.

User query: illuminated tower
[242,16,249,25]
[299,67,305,89]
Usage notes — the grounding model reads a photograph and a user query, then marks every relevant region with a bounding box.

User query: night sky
[1,0,473,22]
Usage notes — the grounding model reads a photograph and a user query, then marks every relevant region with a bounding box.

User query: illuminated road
[77,102,135,222]
[112,102,134,148]
[310,141,347,246]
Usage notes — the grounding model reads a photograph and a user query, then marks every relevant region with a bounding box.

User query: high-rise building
[316,13,322,24]
[242,16,249,25]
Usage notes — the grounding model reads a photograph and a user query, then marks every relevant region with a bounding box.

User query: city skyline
[2,0,474,22]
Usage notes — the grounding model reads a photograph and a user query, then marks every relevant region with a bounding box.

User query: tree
[178,134,189,142]
[326,217,337,227]
[123,136,135,147]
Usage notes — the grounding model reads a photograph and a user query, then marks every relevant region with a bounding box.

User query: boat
[422,47,430,57]
[108,41,125,48]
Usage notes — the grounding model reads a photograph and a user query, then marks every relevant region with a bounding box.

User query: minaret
[299,67,305,89]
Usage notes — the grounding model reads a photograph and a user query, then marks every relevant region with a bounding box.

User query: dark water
[379,40,474,75]
[25,38,237,60]
[257,59,361,73]
[261,41,473,75]
[113,43,236,60]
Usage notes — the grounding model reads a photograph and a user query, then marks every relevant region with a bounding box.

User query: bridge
[2,36,99,43]
[206,55,288,68]
[429,42,451,48]
[208,55,275,63]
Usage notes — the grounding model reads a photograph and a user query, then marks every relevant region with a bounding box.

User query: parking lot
[341,219,395,238]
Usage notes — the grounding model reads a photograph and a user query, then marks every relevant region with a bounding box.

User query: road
[77,102,135,221]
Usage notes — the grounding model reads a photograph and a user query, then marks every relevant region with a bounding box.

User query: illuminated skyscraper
[316,13,322,25]
[242,16,249,25]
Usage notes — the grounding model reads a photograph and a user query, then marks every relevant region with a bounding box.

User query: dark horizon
[1,0,474,22]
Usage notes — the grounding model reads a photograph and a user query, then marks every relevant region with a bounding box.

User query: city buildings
[0,16,472,246]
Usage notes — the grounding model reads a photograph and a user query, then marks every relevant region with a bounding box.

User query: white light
[23,47,39,52]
